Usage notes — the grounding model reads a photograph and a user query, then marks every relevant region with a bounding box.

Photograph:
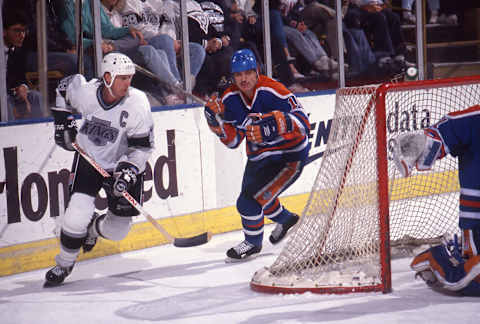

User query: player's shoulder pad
[125,87,152,116]
[57,75,77,93]
[127,87,150,105]
[257,75,291,98]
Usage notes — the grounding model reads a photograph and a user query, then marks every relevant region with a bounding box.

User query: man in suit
[3,10,43,120]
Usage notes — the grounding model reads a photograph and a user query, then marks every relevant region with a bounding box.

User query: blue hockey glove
[245,111,292,144]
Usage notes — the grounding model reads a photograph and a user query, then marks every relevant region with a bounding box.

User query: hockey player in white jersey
[392,105,480,295]
[44,53,154,287]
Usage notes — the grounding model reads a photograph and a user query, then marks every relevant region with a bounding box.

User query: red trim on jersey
[447,105,480,117]
[254,161,300,206]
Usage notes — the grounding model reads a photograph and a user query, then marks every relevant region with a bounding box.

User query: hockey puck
[405,67,418,80]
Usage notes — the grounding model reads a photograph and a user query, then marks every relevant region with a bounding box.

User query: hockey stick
[38,144,56,173]
[134,64,207,106]
[71,142,212,247]
[133,64,213,247]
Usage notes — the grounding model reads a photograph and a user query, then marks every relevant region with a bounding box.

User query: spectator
[185,0,234,97]
[437,0,458,25]
[302,0,339,61]
[57,0,144,80]
[345,0,411,71]
[216,0,245,51]
[401,0,440,24]
[3,10,43,120]
[283,2,338,79]
[247,0,309,93]
[5,0,79,78]
[232,1,266,72]
[101,0,187,105]
[119,0,206,89]
[343,25,377,77]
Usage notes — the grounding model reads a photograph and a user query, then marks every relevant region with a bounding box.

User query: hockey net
[251,75,480,294]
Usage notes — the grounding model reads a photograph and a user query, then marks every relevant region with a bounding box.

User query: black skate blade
[43,281,64,288]
[225,253,260,264]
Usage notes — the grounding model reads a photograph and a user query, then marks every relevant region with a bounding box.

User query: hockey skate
[269,213,299,244]
[44,264,74,287]
[83,213,102,253]
[226,240,262,263]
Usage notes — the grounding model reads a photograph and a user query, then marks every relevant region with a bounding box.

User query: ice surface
[0,225,477,324]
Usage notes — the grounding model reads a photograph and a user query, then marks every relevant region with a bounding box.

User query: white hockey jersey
[59,74,154,173]
[120,0,177,40]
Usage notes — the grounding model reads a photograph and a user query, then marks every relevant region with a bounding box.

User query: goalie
[392,105,480,296]
[204,49,311,262]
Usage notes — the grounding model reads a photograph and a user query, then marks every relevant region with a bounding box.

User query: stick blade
[173,232,212,248]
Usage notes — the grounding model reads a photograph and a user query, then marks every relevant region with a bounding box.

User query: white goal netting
[251,76,480,294]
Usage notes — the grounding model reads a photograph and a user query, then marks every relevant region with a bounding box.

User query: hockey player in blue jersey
[392,105,480,295]
[204,48,311,262]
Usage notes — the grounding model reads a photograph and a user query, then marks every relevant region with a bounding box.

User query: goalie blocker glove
[53,111,77,151]
[244,111,293,144]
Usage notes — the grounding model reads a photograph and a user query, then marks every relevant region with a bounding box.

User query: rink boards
[0,92,335,276]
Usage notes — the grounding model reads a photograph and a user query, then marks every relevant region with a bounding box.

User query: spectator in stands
[3,10,43,120]
[437,0,458,25]
[186,0,234,97]
[344,0,411,72]
[401,0,440,24]
[400,0,457,25]
[58,0,145,80]
[246,0,309,93]
[217,0,245,51]
[101,0,188,105]
[6,0,79,78]
[119,0,206,90]
[230,0,265,72]
[301,1,339,61]
[283,2,338,79]
[343,24,377,78]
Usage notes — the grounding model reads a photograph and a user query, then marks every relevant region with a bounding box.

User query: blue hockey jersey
[219,75,311,162]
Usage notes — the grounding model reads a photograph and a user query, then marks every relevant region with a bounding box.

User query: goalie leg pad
[411,240,480,293]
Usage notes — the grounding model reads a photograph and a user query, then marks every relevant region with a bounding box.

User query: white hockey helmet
[101,52,135,87]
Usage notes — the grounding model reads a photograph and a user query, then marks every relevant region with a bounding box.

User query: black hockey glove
[53,111,77,151]
[111,161,140,197]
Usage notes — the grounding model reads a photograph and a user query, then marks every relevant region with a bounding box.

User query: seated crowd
[1,0,474,121]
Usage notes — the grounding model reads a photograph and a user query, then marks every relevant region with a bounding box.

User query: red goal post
[251,75,480,294]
